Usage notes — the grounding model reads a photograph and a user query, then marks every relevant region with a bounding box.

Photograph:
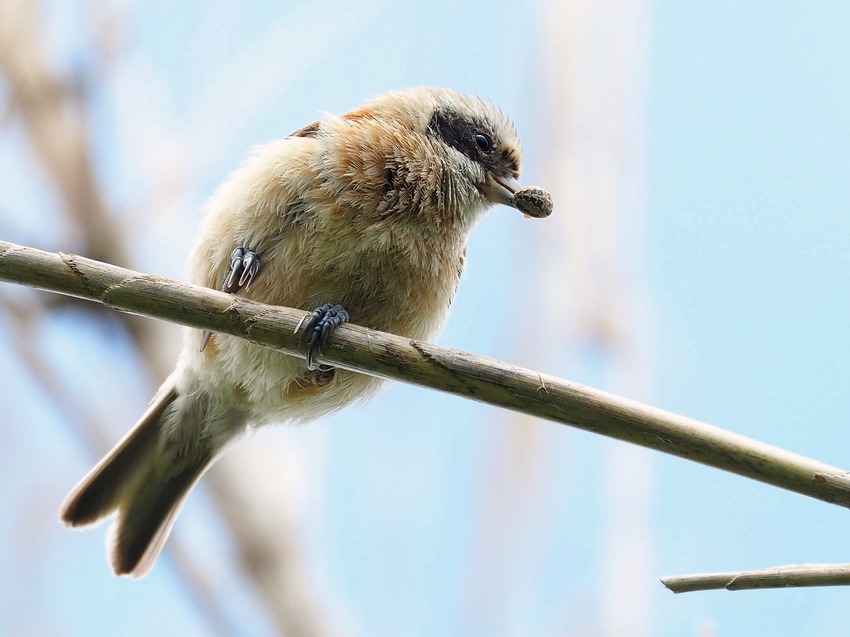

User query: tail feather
[110,451,210,577]
[60,384,178,527]
[60,380,217,577]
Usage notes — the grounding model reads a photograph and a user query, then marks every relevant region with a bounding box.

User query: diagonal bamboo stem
[2,238,850,509]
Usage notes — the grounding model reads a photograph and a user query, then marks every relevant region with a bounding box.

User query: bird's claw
[201,246,262,352]
[300,304,349,371]
[223,247,261,293]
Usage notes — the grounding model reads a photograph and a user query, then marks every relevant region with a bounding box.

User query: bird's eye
[474,133,493,152]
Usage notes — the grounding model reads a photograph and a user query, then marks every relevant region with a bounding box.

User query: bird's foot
[201,246,262,352]
[222,247,262,293]
[300,303,349,371]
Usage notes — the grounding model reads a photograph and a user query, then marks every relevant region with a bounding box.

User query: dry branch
[661,564,850,594]
[2,238,850,510]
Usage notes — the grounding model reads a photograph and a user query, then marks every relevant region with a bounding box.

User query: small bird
[60,87,552,577]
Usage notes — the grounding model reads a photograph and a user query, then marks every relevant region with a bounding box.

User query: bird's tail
[60,380,215,577]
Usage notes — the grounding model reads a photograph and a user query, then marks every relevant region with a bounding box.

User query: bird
[59,86,552,577]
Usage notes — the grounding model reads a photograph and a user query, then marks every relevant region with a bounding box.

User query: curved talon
[300,304,349,370]
[239,251,261,289]
[222,247,262,294]
[225,248,244,290]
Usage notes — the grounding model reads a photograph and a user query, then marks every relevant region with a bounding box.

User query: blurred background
[1,0,849,635]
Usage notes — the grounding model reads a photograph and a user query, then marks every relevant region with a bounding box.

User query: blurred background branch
[0,1,341,635]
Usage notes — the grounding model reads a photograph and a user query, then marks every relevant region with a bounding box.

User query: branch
[2,238,850,510]
[661,564,850,594]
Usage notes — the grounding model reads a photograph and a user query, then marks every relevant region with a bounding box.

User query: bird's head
[310,87,552,227]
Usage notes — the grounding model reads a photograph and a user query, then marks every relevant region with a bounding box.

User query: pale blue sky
[650,2,850,634]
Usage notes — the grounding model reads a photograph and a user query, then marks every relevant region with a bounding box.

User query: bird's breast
[310,223,465,342]
[240,210,466,344]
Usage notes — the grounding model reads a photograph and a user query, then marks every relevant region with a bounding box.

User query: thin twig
[661,564,850,594]
[2,239,850,511]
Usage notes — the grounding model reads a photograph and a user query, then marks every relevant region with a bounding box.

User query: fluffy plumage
[60,87,550,576]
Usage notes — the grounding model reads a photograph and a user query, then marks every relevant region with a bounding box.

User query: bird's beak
[483,174,522,208]
[483,174,552,219]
